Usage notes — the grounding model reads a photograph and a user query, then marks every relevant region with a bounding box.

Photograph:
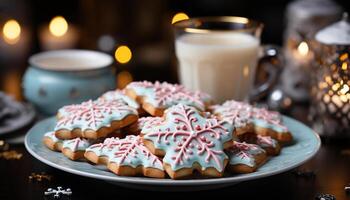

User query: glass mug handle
[250,45,282,101]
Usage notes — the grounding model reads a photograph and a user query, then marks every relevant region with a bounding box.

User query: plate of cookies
[25,81,321,191]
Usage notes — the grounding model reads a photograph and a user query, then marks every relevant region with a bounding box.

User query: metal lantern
[281,0,342,102]
[310,13,350,137]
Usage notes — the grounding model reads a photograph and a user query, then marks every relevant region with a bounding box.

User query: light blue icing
[54,99,137,131]
[107,135,164,170]
[44,131,63,144]
[126,81,208,111]
[227,142,265,167]
[142,104,234,172]
[101,90,140,109]
[210,104,251,128]
[85,137,120,157]
[138,117,163,133]
[211,100,288,133]
[252,118,287,133]
[62,138,92,152]
[257,136,278,148]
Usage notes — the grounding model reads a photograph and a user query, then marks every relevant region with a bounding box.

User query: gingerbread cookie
[141,104,234,179]
[85,136,165,178]
[256,135,281,156]
[43,131,63,151]
[210,101,254,136]
[226,141,267,173]
[61,138,92,160]
[54,99,138,140]
[125,81,211,116]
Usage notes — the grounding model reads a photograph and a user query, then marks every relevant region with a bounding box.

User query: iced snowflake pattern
[109,135,163,169]
[229,141,260,160]
[56,99,136,130]
[143,104,234,171]
[128,81,209,110]
[211,101,252,127]
[251,107,288,131]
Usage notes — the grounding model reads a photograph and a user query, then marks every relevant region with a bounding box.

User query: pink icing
[111,136,162,167]
[89,137,120,151]
[256,135,274,146]
[128,81,209,109]
[251,107,288,132]
[231,141,260,159]
[146,105,230,170]
[56,99,135,129]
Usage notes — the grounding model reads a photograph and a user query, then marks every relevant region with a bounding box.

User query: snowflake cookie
[85,135,165,178]
[125,81,211,116]
[43,131,63,151]
[123,117,163,135]
[85,137,121,165]
[99,89,143,113]
[211,100,292,142]
[255,135,281,156]
[141,104,235,179]
[61,138,93,160]
[226,141,267,173]
[210,101,254,136]
[54,99,138,140]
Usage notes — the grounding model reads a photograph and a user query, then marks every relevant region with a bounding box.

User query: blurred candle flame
[2,19,21,44]
[297,41,309,56]
[115,45,132,64]
[172,12,189,24]
[49,16,68,37]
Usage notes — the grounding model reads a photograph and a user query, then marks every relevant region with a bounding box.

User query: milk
[175,32,259,103]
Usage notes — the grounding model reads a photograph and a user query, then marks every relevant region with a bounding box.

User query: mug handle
[250,45,282,102]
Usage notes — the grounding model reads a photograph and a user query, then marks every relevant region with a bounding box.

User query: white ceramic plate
[25,116,321,191]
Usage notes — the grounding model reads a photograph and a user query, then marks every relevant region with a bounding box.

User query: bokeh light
[2,19,21,44]
[171,12,189,24]
[115,45,132,64]
[49,16,68,37]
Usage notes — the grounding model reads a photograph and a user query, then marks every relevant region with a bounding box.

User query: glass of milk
[174,16,274,103]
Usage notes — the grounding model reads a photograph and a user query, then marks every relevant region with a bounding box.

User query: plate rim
[24,115,321,186]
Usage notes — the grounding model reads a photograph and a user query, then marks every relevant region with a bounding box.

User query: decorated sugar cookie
[125,81,211,116]
[85,137,121,164]
[107,135,165,178]
[100,89,144,114]
[141,104,234,179]
[226,141,267,173]
[251,107,292,142]
[55,99,138,140]
[57,103,85,119]
[256,135,281,156]
[43,131,63,151]
[211,100,292,142]
[210,101,254,135]
[86,136,165,178]
[61,138,92,160]
[123,117,163,135]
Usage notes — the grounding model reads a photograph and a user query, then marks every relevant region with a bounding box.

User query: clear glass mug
[173,16,280,103]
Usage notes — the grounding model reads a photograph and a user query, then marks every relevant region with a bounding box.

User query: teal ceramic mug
[23,50,116,115]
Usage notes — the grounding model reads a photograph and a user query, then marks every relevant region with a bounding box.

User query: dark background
[1,0,349,101]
